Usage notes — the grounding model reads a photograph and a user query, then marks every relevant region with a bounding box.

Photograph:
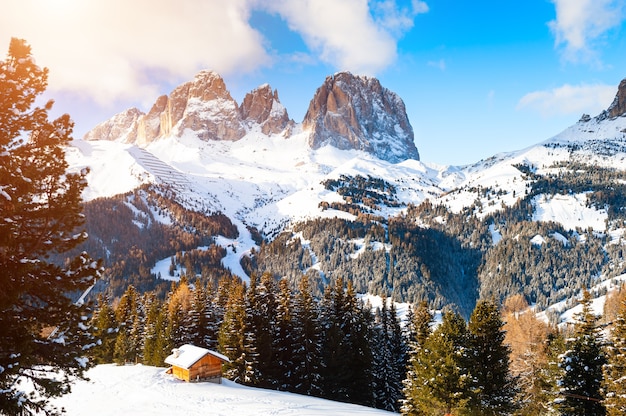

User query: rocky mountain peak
[84,70,421,163]
[240,84,293,135]
[302,72,419,163]
[608,78,626,118]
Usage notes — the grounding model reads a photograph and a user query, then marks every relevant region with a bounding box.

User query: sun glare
[36,0,81,17]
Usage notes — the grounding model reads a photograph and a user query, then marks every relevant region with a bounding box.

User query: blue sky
[2,0,626,165]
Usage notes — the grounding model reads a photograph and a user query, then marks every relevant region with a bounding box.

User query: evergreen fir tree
[274,278,295,390]
[0,38,100,415]
[246,273,277,387]
[372,296,406,412]
[557,289,606,415]
[142,292,167,366]
[404,309,470,415]
[319,278,373,406]
[291,275,323,396]
[188,282,212,348]
[604,297,626,415]
[218,280,257,384]
[401,301,434,415]
[113,285,141,364]
[466,299,518,415]
[90,293,117,364]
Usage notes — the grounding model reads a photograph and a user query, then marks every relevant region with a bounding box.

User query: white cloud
[1,0,270,106]
[549,0,625,62]
[260,0,427,75]
[0,0,426,107]
[517,83,616,117]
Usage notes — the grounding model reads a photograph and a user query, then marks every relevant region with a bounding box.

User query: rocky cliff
[609,78,626,118]
[239,84,293,136]
[84,70,420,163]
[302,72,419,163]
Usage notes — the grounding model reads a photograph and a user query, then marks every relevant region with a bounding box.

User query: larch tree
[557,289,606,416]
[604,296,626,416]
[502,294,553,415]
[0,38,101,415]
[605,295,626,415]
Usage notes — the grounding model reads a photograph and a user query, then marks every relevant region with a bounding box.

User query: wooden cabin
[165,344,230,383]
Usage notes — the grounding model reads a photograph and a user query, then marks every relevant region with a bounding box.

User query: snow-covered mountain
[71,70,626,238]
[69,70,435,240]
[67,71,626,316]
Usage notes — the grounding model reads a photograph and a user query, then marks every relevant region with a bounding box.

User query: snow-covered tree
[90,293,118,364]
[0,38,100,415]
[557,289,606,415]
[274,278,295,390]
[371,296,406,412]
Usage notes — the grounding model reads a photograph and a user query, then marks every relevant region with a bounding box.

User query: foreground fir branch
[0,38,101,415]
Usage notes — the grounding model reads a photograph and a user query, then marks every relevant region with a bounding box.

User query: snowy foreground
[51,364,392,415]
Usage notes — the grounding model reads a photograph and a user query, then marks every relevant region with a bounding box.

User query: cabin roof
[164,344,230,369]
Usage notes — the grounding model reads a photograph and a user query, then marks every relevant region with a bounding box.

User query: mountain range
[66,70,626,318]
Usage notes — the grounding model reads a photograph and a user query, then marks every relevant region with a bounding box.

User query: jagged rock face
[83,70,421,164]
[609,78,626,118]
[169,70,245,142]
[240,84,292,135]
[83,107,143,143]
[302,72,419,163]
[85,71,247,144]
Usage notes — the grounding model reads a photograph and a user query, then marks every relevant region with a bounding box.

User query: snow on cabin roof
[164,344,229,369]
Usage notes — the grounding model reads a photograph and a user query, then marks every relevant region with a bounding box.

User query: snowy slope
[51,364,392,416]
[68,113,626,237]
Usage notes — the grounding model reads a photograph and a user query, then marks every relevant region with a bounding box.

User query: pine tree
[0,38,100,415]
[90,293,117,364]
[114,285,141,364]
[218,280,259,384]
[372,296,406,412]
[274,278,295,391]
[291,275,322,396]
[466,299,518,415]
[246,273,277,387]
[404,309,470,415]
[558,289,606,415]
[605,297,626,415]
[142,292,167,366]
[401,301,434,415]
[319,278,373,406]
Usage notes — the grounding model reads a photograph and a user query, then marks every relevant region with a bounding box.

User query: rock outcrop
[83,107,143,143]
[240,84,292,135]
[84,70,420,163]
[608,78,626,118]
[302,72,419,163]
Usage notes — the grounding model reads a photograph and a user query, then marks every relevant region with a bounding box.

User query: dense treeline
[89,274,626,415]
[247,162,626,316]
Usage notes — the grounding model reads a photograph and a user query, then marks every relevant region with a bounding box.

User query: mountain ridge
[83,70,417,164]
[67,74,626,317]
